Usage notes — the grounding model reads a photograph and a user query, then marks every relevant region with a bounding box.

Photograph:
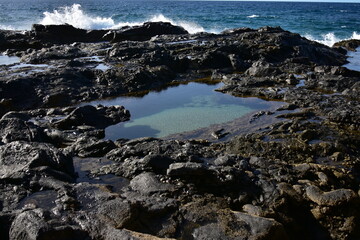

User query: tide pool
[0,55,20,65]
[89,82,273,140]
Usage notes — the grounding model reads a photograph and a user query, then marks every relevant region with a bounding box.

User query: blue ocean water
[0,0,359,46]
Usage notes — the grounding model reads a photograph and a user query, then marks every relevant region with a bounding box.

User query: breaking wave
[39,4,205,34]
[0,24,15,30]
[23,3,360,44]
[39,4,114,29]
[304,32,360,47]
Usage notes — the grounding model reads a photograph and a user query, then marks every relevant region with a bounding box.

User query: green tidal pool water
[90,82,274,140]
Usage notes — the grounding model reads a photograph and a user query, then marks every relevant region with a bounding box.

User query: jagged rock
[0,141,74,180]
[74,182,118,210]
[0,117,45,143]
[20,45,86,64]
[74,139,116,158]
[334,39,360,51]
[0,30,42,51]
[139,154,176,174]
[9,209,89,240]
[166,162,208,176]
[9,209,48,240]
[31,24,109,44]
[96,198,133,228]
[120,189,179,237]
[53,105,130,130]
[0,25,359,240]
[213,154,237,166]
[129,172,174,194]
[233,212,288,240]
[245,60,281,77]
[306,185,357,206]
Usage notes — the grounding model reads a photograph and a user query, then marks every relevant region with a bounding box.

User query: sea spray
[39,4,115,29]
[148,14,205,34]
[1,2,358,47]
[39,4,205,34]
[305,32,360,47]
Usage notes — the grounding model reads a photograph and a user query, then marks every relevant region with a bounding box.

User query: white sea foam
[351,32,360,39]
[247,15,259,18]
[38,4,205,34]
[39,4,115,29]
[305,32,360,47]
[304,33,342,47]
[148,14,205,34]
[0,24,15,30]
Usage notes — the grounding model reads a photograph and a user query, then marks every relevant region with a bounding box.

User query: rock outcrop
[0,22,359,240]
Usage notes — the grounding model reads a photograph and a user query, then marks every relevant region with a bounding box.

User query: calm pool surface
[0,55,20,65]
[89,82,274,140]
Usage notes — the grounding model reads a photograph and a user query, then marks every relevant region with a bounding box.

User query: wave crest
[305,32,360,47]
[34,4,360,43]
[39,4,205,34]
[148,14,205,34]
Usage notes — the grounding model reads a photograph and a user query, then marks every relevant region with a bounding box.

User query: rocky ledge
[0,22,359,240]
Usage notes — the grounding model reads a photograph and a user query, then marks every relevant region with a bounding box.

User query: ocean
[0,0,359,47]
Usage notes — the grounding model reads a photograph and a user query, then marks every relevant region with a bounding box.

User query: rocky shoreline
[0,22,360,239]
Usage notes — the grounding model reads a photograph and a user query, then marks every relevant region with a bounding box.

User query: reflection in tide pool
[0,54,20,65]
[90,82,273,140]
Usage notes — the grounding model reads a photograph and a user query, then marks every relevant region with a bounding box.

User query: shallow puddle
[17,190,58,210]
[0,54,20,65]
[344,47,360,72]
[73,157,129,192]
[88,82,277,140]
[95,63,110,71]
[296,79,306,87]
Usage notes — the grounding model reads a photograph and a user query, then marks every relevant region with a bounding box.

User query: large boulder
[111,22,188,42]
[9,209,89,240]
[53,105,130,130]
[31,24,109,44]
[306,185,357,206]
[0,112,45,143]
[0,30,42,51]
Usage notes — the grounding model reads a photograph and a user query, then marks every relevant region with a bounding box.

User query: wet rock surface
[0,23,359,239]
